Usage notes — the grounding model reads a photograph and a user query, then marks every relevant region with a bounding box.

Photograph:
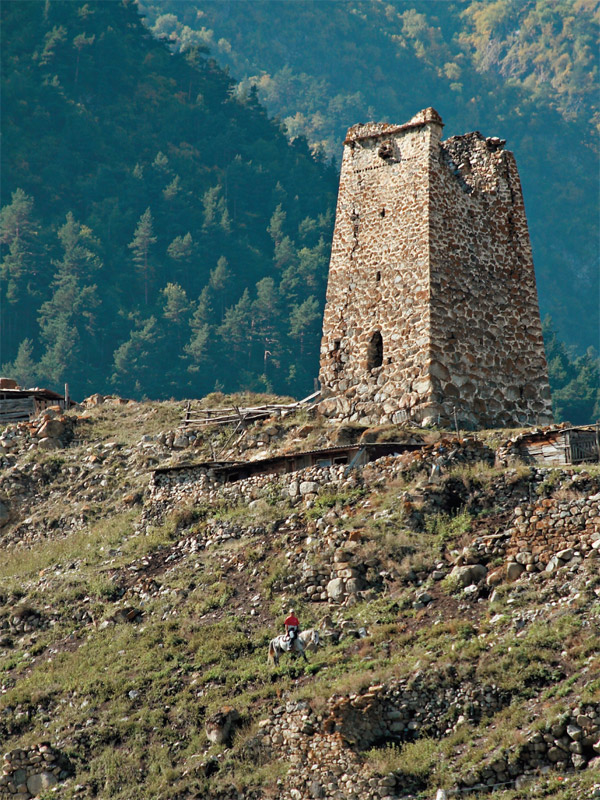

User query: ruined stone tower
[318,108,553,429]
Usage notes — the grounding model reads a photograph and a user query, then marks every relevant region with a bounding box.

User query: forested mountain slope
[1,0,337,400]
[139,0,599,357]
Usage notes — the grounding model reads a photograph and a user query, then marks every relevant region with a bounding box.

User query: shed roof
[153,441,422,478]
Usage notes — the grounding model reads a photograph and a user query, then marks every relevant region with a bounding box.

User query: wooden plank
[0,397,35,422]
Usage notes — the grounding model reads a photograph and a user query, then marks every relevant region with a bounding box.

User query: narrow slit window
[376,271,381,282]
[367,331,383,370]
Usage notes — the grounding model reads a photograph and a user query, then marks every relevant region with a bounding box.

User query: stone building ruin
[319,107,553,429]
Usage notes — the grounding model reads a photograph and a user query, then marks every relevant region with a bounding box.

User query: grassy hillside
[1,395,599,799]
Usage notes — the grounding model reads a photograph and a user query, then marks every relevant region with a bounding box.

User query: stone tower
[318,108,553,429]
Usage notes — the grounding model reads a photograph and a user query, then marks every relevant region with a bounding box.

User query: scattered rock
[205,707,241,745]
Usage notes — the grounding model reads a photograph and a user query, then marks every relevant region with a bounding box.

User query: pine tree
[252,277,282,375]
[161,282,191,351]
[184,286,214,377]
[218,289,253,371]
[209,255,231,320]
[112,315,164,398]
[0,189,42,360]
[0,338,39,388]
[267,203,286,244]
[167,232,195,286]
[289,296,320,357]
[37,213,101,391]
[202,185,230,231]
[129,208,157,305]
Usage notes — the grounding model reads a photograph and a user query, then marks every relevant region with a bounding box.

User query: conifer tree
[129,208,157,305]
[0,338,38,388]
[209,255,231,320]
[0,189,42,358]
[185,285,214,376]
[161,282,191,350]
[112,315,164,398]
[37,213,101,391]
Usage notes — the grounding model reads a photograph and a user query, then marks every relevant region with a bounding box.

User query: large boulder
[37,418,66,439]
[27,771,58,795]
[37,437,62,451]
[300,481,320,496]
[450,563,487,587]
[205,706,240,745]
[326,578,345,602]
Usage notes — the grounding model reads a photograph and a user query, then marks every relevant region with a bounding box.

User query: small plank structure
[0,385,68,424]
[512,425,600,466]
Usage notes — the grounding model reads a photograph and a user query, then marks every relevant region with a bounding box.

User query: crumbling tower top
[318,108,552,429]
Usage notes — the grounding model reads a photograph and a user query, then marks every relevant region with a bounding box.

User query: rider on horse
[284,608,299,642]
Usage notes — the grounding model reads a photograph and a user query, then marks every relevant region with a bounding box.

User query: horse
[298,628,320,652]
[267,630,308,666]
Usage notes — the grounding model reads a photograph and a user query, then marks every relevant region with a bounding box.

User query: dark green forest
[1,0,598,423]
[1,0,337,401]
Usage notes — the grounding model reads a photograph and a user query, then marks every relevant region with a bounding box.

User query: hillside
[1,394,599,799]
[139,0,600,355]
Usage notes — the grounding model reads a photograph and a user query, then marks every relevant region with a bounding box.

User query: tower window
[367,331,383,370]
[376,271,381,282]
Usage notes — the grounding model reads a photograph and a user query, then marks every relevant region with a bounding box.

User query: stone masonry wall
[319,110,435,427]
[318,107,552,429]
[250,689,600,800]
[1,744,71,800]
[428,131,552,428]
[505,491,600,576]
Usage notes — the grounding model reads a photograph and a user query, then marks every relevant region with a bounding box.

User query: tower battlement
[318,108,553,429]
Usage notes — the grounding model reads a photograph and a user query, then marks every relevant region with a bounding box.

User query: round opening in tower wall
[367,331,383,371]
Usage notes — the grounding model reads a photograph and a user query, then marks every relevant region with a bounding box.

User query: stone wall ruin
[319,108,553,429]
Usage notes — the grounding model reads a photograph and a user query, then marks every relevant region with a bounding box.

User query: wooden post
[453,406,459,438]
[595,422,600,463]
[564,430,571,465]
[64,383,69,409]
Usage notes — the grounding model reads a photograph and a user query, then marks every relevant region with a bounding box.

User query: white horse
[267,630,308,666]
[298,628,320,652]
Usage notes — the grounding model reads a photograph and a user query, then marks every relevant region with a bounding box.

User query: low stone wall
[250,688,600,800]
[148,438,495,526]
[458,701,600,792]
[277,544,383,606]
[505,491,600,578]
[149,461,358,518]
[323,674,507,748]
[0,744,71,800]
